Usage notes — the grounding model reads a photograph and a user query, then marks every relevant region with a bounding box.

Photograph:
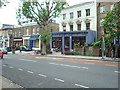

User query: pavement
[8,51,120,62]
[0,76,23,89]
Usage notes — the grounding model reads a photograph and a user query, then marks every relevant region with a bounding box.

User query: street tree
[102,1,120,58]
[0,0,10,8]
[16,0,67,54]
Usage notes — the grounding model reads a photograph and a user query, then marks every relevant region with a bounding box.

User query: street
[2,54,119,88]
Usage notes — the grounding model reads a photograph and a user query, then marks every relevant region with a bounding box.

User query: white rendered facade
[59,1,97,32]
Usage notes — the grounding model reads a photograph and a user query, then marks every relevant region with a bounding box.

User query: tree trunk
[41,42,47,55]
[114,45,118,59]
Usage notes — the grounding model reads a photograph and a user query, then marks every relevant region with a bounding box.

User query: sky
[0,0,93,27]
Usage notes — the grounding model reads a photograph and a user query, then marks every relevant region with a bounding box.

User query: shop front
[50,30,96,52]
[30,35,40,50]
[13,37,23,49]
[22,35,40,50]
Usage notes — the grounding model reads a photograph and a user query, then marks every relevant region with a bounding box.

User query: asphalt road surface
[1,54,119,88]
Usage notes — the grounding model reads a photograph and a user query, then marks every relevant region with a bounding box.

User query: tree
[102,1,120,58]
[16,0,67,54]
[0,0,10,8]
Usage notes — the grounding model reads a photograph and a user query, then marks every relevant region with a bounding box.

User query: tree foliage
[40,26,51,43]
[16,0,66,27]
[16,0,67,54]
[102,1,120,47]
[87,2,120,47]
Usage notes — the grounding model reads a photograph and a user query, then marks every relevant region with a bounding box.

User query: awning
[30,35,39,40]
[14,39,23,41]
[22,36,31,40]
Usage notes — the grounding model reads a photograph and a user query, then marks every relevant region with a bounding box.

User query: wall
[97,2,113,39]
[59,2,96,32]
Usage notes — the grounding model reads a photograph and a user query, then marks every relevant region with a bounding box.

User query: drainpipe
[8,35,10,47]
[39,35,41,50]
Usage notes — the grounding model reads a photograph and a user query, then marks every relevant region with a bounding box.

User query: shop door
[30,40,33,48]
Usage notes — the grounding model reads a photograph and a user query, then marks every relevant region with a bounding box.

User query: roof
[63,1,95,10]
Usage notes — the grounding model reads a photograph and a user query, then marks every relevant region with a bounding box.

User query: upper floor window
[63,25,66,32]
[18,30,21,36]
[70,12,74,19]
[77,24,81,30]
[70,25,73,31]
[86,9,90,16]
[77,10,81,18]
[14,31,17,37]
[33,28,36,35]
[37,27,39,34]
[100,18,104,26]
[63,14,66,20]
[100,6,105,13]
[110,4,114,11]
[86,23,90,30]
[26,28,29,35]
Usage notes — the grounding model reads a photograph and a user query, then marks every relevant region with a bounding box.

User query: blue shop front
[22,35,40,50]
[50,30,96,52]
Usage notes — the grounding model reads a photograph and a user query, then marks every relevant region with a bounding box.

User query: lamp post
[101,33,105,59]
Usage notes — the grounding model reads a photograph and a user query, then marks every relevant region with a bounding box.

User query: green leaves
[40,26,52,43]
[102,2,120,47]
[16,0,66,25]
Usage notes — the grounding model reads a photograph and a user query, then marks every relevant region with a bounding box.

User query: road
[2,54,119,88]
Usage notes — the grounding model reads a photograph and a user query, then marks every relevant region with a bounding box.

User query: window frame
[70,25,73,31]
[86,9,90,16]
[100,6,105,13]
[77,10,81,18]
[77,24,81,31]
[86,23,90,30]
[70,12,74,19]
[63,14,66,20]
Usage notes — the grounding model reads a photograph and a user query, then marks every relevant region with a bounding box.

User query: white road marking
[20,59,37,62]
[9,66,13,68]
[4,57,9,58]
[54,78,64,83]
[84,63,94,65]
[114,71,120,73]
[75,84,89,88]
[2,65,6,66]
[49,63,88,69]
[38,74,47,77]
[18,68,23,71]
[27,71,34,74]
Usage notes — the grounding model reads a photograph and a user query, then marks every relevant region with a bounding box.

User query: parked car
[0,50,4,59]
[5,47,12,52]
[0,48,7,54]
[20,46,32,51]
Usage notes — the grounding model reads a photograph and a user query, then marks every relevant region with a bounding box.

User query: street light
[101,33,105,59]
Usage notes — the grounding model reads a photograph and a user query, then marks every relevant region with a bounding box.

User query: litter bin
[12,49,15,54]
